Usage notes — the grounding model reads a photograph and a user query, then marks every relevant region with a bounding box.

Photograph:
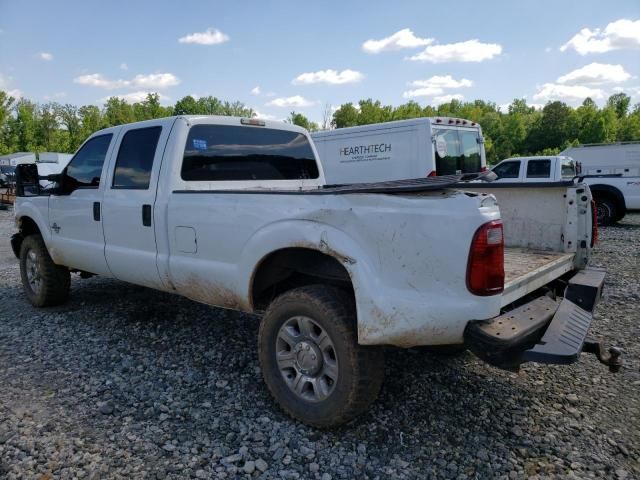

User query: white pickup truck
[492,152,640,225]
[11,116,620,427]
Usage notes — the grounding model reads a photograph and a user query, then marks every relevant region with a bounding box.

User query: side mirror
[15,164,41,197]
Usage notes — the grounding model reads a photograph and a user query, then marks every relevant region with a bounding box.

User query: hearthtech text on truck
[11,116,621,427]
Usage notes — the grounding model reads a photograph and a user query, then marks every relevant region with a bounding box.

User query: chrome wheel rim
[25,248,42,295]
[276,316,338,402]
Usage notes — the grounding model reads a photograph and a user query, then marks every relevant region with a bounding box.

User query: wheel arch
[250,247,354,311]
[238,220,378,314]
[13,214,47,258]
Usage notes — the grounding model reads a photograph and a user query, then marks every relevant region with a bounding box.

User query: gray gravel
[0,207,638,479]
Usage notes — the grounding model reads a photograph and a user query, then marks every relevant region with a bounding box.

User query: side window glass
[493,161,520,178]
[112,126,162,189]
[526,160,551,178]
[65,134,113,188]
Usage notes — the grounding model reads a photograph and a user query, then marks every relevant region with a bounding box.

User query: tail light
[427,170,437,177]
[591,200,598,247]
[467,220,504,296]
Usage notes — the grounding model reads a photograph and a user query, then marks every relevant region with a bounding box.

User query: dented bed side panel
[165,190,502,347]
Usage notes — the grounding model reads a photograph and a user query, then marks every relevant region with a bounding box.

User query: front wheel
[19,234,70,307]
[258,285,384,428]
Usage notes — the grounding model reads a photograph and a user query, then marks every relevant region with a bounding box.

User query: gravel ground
[0,207,638,480]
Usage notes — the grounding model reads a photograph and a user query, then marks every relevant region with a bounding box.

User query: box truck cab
[311,117,486,185]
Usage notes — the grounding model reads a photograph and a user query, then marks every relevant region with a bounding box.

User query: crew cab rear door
[101,120,173,289]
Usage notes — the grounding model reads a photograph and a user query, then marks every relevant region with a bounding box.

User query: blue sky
[1,0,639,122]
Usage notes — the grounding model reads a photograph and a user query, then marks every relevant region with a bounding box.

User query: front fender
[15,197,51,245]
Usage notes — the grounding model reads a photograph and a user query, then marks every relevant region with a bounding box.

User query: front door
[48,133,116,276]
[101,122,170,290]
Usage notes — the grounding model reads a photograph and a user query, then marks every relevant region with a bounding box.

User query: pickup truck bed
[503,249,575,306]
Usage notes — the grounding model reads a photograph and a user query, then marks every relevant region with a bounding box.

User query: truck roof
[311,117,480,138]
[500,155,572,162]
[89,115,309,139]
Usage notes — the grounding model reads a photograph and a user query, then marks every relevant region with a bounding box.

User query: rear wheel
[595,197,617,226]
[258,285,384,428]
[19,234,70,307]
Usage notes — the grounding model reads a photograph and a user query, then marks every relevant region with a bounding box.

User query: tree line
[1,89,639,164]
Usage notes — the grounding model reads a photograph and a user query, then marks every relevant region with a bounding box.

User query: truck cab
[491,156,577,183]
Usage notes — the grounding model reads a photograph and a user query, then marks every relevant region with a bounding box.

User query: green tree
[357,99,392,125]
[103,97,135,127]
[525,101,575,152]
[57,104,83,151]
[10,99,38,151]
[78,105,103,142]
[287,111,318,132]
[607,93,631,119]
[173,95,202,115]
[392,101,423,120]
[618,106,640,141]
[332,103,359,128]
[0,90,17,153]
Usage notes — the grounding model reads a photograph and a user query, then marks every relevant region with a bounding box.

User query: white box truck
[311,117,486,185]
[561,142,640,224]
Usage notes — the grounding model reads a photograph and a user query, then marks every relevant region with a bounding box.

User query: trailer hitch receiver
[582,339,622,373]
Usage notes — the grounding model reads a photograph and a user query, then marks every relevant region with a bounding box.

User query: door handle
[142,204,152,227]
[93,202,100,221]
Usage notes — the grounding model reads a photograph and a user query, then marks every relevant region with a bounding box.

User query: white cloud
[266,95,316,108]
[250,86,261,95]
[402,75,472,99]
[252,110,283,121]
[410,75,473,89]
[74,72,180,90]
[0,73,22,98]
[557,63,631,85]
[100,91,170,104]
[43,92,67,100]
[38,52,53,61]
[292,69,363,85]
[432,94,464,104]
[560,19,640,55]
[131,73,180,89]
[533,83,606,103]
[178,28,229,45]
[362,28,433,54]
[120,63,128,70]
[408,39,502,63]
[403,87,444,99]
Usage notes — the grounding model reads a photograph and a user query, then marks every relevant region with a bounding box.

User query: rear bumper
[464,267,618,370]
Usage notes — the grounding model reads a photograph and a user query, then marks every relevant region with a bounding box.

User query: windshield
[433,128,483,175]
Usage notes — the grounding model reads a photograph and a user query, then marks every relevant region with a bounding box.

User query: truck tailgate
[503,248,575,307]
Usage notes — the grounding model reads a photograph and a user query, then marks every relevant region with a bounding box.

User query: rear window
[560,158,577,178]
[433,128,482,175]
[181,125,319,181]
[526,160,551,178]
